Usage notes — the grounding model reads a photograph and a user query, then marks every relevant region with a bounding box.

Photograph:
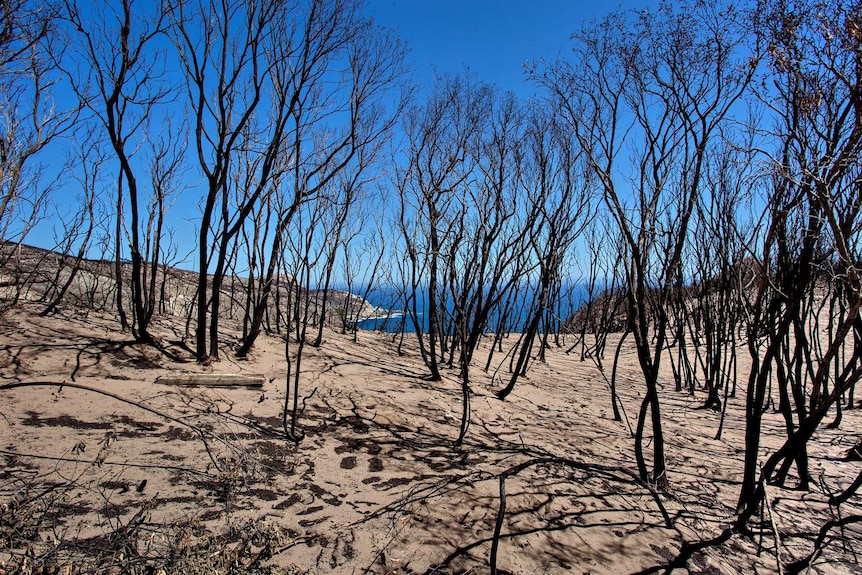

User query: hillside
[0,253,860,573]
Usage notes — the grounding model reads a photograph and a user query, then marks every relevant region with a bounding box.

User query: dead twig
[0,448,214,477]
[0,381,225,471]
[762,480,784,575]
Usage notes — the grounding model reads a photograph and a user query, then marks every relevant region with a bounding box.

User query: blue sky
[369,1,645,97]
[22,1,651,267]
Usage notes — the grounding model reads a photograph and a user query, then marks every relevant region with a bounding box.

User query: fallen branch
[155,373,265,388]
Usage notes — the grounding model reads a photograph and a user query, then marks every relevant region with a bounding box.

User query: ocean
[354,283,588,334]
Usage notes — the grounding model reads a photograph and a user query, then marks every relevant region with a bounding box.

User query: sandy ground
[0,303,860,574]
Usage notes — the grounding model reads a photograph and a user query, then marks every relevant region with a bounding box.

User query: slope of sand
[1,303,860,574]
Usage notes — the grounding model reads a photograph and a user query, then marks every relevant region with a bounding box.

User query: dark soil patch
[141,450,187,463]
[377,477,412,489]
[244,413,283,430]
[274,493,302,510]
[1,453,38,479]
[308,484,327,498]
[154,494,199,506]
[296,505,324,516]
[247,488,279,501]
[301,483,343,507]
[339,537,355,561]
[101,503,132,519]
[112,415,161,432]
[50,501,94,521]
[161,426,198,441]
[251,441,292,476]
[416,450,485,471]
[342,416,369,433]
[99,481,130,493]
[334,436,382,455]
[301,460,315,480]
[651,544,677,561]
[198,509,221,522]
[162,453,187,461]
[22,411,112,430]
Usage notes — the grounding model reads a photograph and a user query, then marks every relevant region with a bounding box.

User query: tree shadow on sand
[281,388,695,574]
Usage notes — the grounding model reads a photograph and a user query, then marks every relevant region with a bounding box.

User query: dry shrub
[1,486,305,575]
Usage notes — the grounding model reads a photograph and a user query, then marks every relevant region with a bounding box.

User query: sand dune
[0,301,860,574]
